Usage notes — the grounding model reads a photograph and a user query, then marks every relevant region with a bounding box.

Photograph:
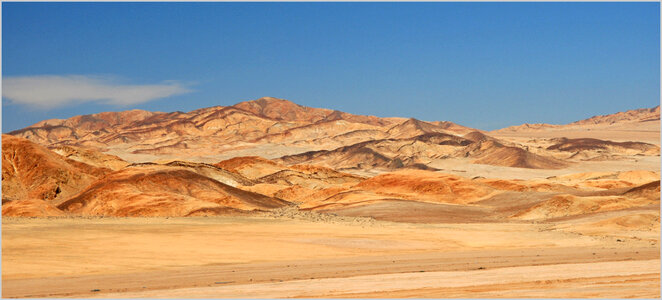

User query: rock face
[1,135,110,204]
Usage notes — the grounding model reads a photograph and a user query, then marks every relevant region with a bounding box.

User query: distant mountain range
[493,106,660,133]
[9,97,659,163]
[8,97,479,161]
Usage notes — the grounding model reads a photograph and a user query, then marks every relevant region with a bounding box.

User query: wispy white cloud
[2,75,191,109]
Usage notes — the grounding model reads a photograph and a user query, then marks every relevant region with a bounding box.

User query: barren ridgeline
[2,97,660,298]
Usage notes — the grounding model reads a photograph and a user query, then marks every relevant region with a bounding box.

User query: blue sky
[2,2,659,132]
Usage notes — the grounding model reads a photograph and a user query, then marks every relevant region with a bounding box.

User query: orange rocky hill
[1,136,292,217]
[1,135,120,216]
[1,136,658,223]
[56,164,291,217]
[2,135,112,204]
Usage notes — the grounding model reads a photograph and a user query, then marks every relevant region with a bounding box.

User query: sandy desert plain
[1,97,660,298]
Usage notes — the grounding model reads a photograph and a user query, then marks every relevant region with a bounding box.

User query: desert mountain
[8,97,476,162]
[493,105,661,133]
[9,97,656,173]
[570,106,660,126]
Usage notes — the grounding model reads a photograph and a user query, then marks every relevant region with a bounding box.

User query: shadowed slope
[547,138,659,155]
[57,164,291,217]
[460,140,569,169]
[280,132,567,170]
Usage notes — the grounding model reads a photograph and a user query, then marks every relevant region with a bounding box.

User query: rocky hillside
[9,97,477,161]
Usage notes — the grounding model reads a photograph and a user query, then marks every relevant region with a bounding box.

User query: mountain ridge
[8,97,478,162]
[493,105,660,133]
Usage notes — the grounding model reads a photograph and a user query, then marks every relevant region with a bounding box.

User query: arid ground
[2,98,660,298]
[2,216,659,298]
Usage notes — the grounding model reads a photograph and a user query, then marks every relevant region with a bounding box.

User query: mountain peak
[232,97,331,122]
[237,97,296,107]
[256,96,288,103]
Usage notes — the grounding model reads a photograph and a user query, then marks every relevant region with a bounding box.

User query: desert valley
[2,97,660,298]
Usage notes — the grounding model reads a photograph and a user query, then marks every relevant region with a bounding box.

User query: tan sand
[92,260,660,298]
[2,216,658,298]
